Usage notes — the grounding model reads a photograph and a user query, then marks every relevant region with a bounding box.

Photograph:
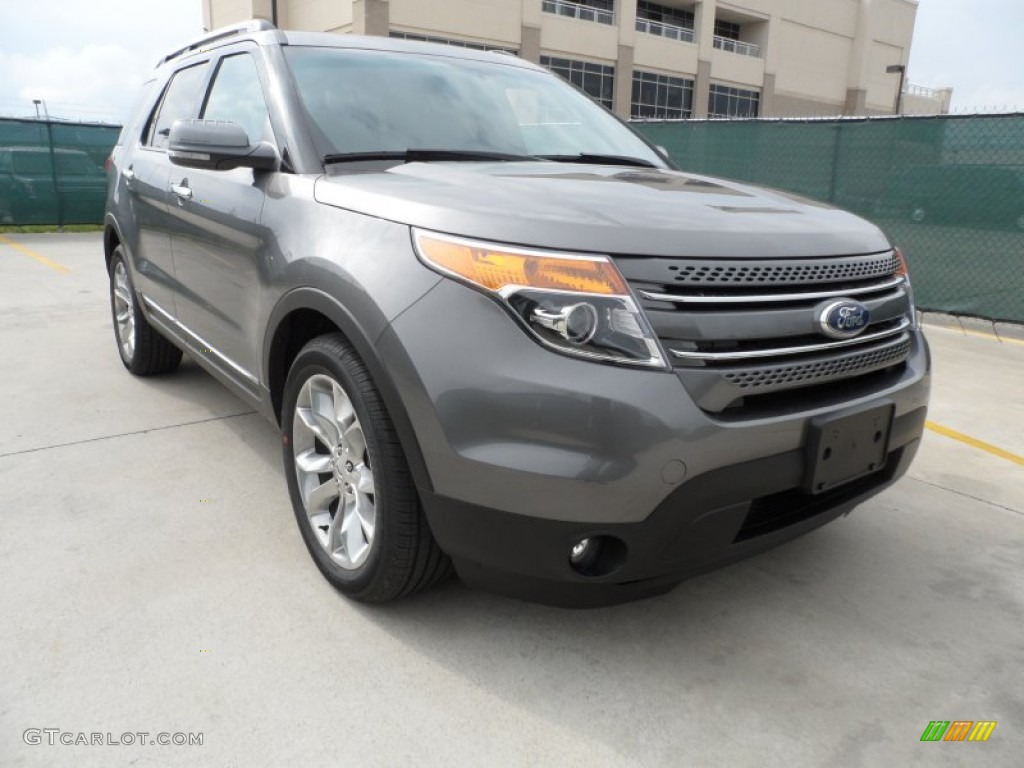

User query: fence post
[41,118,64,228]
[827,123,842,204]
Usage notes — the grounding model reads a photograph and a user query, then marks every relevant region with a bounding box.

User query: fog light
[567,535,628,577]
[570,537,593,563]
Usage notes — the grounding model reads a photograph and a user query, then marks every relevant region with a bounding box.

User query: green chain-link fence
[0,117,120,227]
[2,114,1022,322]
[634,114,1024,324]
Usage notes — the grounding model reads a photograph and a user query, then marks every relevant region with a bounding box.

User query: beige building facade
[202,0,951,119]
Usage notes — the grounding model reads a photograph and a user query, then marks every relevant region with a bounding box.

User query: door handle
[171,183,193,201]
[123,167,135,181]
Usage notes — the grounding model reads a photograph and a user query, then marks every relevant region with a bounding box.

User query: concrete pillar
[618,0,638,47]
[844,88,868,115]
[614,44,634,119]
[695,0,716,56]
[694,59,711,118]
[251,0,273,22]
[760,11,781,116]
[354,0,389,36]
[761,72,776,118]
[845,0,872,115]
[205,0,273,29]
[937,88,954,114]
[520,24,541,63]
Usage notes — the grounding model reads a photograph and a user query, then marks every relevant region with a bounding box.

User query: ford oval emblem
[817,300,871,339]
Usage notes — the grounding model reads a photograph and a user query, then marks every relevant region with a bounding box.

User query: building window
[540,56,615,109]
[631,70,694,119]
[637,1,694,29]
[542,0,615,26]
[636,1,695,42]
[708,84,760,118]
[389,31,516,54]
[713,19,741,40]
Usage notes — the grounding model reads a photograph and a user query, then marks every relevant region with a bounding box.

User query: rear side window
[201,54,274,145]
[118,80,157,146]
[147,62,210,149]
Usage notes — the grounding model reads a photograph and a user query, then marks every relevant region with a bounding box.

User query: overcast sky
[0,0,1021,122]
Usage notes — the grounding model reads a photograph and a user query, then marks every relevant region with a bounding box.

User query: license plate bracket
[804,402,894,494]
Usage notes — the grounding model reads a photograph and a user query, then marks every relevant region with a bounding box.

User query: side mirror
[655,145,670,159]
[168,119,277,171]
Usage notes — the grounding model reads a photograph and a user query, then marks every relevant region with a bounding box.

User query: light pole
[886,64,906,115]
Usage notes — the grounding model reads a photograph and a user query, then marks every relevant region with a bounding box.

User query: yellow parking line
[926,421,1024,467]
[0,233,71,274]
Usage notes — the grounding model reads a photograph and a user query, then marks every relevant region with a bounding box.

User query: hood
[313,162,892,259]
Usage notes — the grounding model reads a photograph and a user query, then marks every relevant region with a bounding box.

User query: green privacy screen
[634,115,1024,323]
[2,114,1022,322]
[0,117,120,226]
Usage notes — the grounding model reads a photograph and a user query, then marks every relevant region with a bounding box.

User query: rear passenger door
[165,47,277,390]
[126,61,210,316]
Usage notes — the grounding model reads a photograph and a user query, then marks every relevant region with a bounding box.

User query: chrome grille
[615,250,915,413]
[669,318,912,362]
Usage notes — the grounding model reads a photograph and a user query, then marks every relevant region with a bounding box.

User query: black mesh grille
[722,339,912,391]
[654,252,900,286]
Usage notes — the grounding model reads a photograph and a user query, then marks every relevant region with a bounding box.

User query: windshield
[284,47,663,165]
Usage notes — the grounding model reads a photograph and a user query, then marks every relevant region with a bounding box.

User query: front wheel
[282,333,451,603]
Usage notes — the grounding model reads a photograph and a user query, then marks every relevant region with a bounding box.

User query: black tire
[109,246,182,376]
[282,333,451,603]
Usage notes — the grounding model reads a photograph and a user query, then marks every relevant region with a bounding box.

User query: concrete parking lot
[1,232,1022,767]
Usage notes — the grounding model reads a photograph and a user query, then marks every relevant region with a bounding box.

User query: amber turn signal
[414,231,629,296]
[894,247,910,278]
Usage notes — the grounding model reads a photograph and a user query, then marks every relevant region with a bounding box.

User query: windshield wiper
[537,153,658,169]
[322,149,538,165]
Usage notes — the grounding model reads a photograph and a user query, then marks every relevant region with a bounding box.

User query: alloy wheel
[112,261,136,360]
[292,373,377,569]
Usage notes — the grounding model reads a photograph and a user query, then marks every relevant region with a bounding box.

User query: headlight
[413,229,667,369]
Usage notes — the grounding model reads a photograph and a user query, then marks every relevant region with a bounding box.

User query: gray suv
[104,21,930,606]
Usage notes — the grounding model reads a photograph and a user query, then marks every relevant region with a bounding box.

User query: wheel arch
[103,214,124,275]
[264,288,434,495]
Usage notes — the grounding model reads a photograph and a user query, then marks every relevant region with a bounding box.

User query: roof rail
[158,19,277,67]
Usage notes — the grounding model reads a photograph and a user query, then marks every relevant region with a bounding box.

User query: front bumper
[378,278,931,606]
[423,427,922,607]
